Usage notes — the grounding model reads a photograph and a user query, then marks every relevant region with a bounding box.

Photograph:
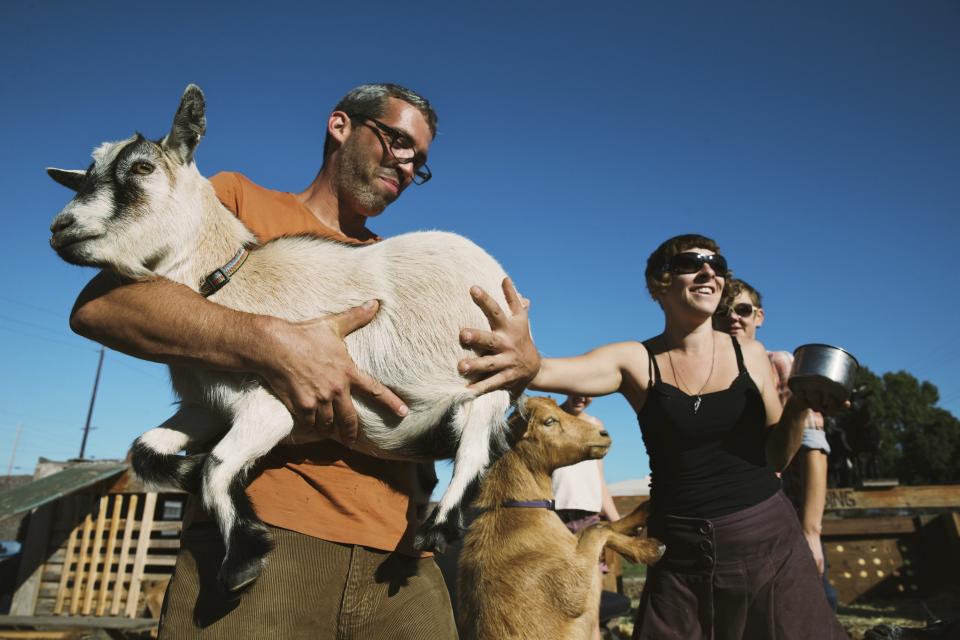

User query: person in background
[714,278,839,611]
[551,394,621,640]
[461,233,848,639]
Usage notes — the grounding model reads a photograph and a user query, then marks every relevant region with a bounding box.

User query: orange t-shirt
[207,171,423,556]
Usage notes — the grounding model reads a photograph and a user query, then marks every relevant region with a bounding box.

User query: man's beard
[335,137,395,215]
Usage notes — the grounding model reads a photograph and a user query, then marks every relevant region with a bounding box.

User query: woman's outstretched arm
[530,342,647,398]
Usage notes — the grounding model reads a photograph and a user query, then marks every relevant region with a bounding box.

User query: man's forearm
[71,271,276,373]
[802,449,828,535]
[765,397,810,471]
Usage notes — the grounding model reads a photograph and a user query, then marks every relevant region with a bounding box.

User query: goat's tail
[130,438,206,494]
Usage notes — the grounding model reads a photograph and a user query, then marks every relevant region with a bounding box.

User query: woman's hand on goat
[458,278,541,397]
[260,300,408,444]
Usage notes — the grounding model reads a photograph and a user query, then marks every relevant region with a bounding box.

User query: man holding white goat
[69,83,540,639]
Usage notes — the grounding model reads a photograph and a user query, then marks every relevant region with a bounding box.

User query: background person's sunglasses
[663,252,729,276]
[715,302,756,318]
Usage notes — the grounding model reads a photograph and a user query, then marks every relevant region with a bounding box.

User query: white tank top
[552,459,603,512]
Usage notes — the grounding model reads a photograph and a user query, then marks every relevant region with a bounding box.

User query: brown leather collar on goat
[457,396,665,639]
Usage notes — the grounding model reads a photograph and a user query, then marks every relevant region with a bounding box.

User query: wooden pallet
[9,491,182,623]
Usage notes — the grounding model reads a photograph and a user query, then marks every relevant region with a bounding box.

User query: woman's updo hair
[645,233,726,300]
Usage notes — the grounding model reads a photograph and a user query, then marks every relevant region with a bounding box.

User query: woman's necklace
[666,332,716,414]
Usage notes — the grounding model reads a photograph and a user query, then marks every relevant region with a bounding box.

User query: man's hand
[260,300,407,445]
[790,386,851,416]
[804,530,825,576]
[457,278,540,396]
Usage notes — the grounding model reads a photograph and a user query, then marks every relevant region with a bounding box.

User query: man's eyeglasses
[661,252,729,277]
[715,302,757,318]
[350,114,432,185]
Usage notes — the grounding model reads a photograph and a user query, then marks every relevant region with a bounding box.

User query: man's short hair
[322,83,438,161]
[645,233,727,300]
[722,278,763,309]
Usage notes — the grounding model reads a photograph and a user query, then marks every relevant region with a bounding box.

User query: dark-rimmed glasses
[662,252,729,277]
[349,114,432,185]
[715,302,756,318]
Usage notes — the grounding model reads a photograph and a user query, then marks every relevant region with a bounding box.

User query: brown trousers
[158,523,457,639]
[634,491,847,640]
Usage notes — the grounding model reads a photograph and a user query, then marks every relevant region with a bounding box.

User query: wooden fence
[610,485,960,604]
[9,490,184,628]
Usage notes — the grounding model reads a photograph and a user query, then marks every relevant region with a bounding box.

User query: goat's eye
[543,417,558,427]
[130,161,154,176]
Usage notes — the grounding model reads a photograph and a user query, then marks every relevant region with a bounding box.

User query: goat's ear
[514,394,531,420]
[47,168,86,192]
[162,84,206,165]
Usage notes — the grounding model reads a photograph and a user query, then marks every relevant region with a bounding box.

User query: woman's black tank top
[638,335,781,519]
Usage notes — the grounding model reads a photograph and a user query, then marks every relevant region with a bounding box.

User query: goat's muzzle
[50,213,75,235]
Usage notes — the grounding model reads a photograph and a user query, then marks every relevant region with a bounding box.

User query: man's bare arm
[71,272,407,443]
[802,449,829,575]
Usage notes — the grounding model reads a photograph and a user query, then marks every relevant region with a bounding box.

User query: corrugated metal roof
[0,463,127,521]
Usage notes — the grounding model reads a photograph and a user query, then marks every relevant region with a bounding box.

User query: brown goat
[457,396,664,639]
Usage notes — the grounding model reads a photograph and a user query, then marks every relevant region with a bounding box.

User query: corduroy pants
[158,523,457,639]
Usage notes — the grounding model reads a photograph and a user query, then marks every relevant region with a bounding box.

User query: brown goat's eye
[543,417,558,426]
[130,161,154,175]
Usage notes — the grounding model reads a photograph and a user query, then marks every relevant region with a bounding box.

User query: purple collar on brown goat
[500,500,555,509]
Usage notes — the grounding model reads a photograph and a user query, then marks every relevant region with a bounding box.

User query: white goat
[48,85,514,592]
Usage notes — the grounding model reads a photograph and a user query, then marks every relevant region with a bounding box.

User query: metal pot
[788,344,859,405]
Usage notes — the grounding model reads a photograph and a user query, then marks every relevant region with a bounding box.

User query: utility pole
[6,423,21,477]
[79,347,105,459]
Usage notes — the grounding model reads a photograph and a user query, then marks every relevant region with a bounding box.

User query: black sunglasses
[715,302,756,318]
[662,252,729,276]
[349,115,432,185]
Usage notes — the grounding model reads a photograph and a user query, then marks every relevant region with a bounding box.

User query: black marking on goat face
[105,134,162,216]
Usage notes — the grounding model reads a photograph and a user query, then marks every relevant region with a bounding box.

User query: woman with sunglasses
[462,234,847,639]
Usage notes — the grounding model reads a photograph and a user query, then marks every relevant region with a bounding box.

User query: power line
[0,408,83,430]
[105,353,169,383]
[0,312,70,335]
[0,324,100,353]
[0,424,75,441]
[0,295,69,319]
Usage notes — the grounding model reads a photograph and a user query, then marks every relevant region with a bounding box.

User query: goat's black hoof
[218,555,265,593]
[414,527,449,554]
[219,523,273,592]
[413,511,461,553]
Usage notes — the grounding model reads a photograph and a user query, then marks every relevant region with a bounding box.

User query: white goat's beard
[336,136,394,215]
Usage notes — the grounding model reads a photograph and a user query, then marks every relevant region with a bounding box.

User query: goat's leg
[415,392,510,552]
[412,462,439,522]
[609,499,652,535]
[602,529,665,565]
[605,500,665,563]
[131,403,226,494]
[202,388,294,592]
[577,519,665,568]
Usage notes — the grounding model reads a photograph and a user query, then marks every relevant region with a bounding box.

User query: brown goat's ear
[162,84,206,165]
[505,407,530,446]
[47,168,86,192]
[515,394,531,420]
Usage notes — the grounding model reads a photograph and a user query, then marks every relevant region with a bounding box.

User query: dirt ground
[613,578,960,639]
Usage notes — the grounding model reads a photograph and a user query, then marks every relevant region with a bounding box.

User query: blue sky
[1,1,957,492]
